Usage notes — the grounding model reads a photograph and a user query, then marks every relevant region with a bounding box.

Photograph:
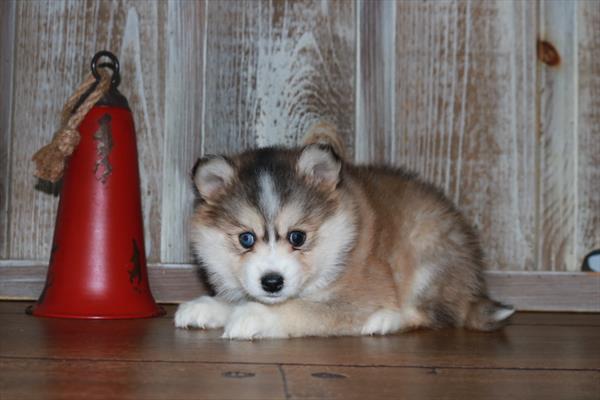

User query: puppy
[174,123,514,339]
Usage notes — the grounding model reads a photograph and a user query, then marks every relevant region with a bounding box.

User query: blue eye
[238,232,256,249]
[288,231,306,247]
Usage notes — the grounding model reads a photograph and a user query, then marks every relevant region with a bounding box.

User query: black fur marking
[430,303,458,327]
[235,147,336,225]
[191,157,203,181]
[194,263,216,296]
[238,148,291,212]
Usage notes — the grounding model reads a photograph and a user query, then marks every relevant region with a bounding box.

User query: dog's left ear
[297,144,341,191]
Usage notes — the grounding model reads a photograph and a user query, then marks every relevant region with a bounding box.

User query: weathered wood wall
[0,0,598,309]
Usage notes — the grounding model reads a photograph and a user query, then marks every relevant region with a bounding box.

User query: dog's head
[190,125,357,304]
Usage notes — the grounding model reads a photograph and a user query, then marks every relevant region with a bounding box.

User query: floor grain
[0,358,284,400]
[1,302,598,400]
[282,365,600,400]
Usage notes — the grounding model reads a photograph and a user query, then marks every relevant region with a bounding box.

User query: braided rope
[32,70,112,182]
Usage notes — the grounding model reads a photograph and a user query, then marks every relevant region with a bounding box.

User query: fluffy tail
[464,297,515,331]
[302,121,347,160]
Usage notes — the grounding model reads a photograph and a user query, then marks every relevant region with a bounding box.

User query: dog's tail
[464,296,515,331]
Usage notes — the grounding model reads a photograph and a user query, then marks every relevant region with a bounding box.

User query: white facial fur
[190,224,246,302]
[239,172,301,303]
[300,207,357,298]
[258,173,279,220]
[240,241,303,304]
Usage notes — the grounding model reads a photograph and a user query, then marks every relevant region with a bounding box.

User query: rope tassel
[32,70,112,182]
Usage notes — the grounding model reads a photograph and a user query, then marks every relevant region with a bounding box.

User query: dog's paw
[222,302,285,340]
[174,296,232,329]
[361,309,405,336]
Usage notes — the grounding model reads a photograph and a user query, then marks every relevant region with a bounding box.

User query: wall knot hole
[537,39,561,66]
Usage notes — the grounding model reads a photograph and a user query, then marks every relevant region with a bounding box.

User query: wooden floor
[0,302,598,400]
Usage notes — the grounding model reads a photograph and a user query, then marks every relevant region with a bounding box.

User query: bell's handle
[91,50,121,88]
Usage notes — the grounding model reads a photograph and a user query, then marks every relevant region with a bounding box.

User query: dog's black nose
[261,273,284,293]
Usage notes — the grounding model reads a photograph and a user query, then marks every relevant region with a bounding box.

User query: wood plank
[8,0,167,261]
[355,0,395,164]
[0,301,171,318]
[538,0,578,271]
[159,0,205,263]
[1,360,597,400]
[1,303,599,370]
[485,271,600,312]
[576,1,600,268]
[510,311,600,327]
[1,262,599,312]
[0,262,206,304]
[203,0,355,156]
[394,0,537,271]
[4,302,600,326]
[0,358,285,400]
[282,365,600,400]
[2,302,598,400]
[0,0,15,259]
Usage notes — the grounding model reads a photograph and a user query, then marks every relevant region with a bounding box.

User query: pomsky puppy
[174,123,514,339]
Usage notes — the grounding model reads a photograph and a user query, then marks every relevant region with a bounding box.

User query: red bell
[27,51,164,319]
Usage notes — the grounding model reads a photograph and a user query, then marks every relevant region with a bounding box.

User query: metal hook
[91,50,121,87]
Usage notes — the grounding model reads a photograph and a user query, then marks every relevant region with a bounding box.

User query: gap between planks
[1,355,598,374]
[3,302,600,327]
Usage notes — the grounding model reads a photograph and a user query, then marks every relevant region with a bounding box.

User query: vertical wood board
[8,0,167,261]
[203,0,355,156]
[576,1,600,267]
[159,0,205,263]
[0,0,16,258]
[538,0,578,271]
[355,0,396,164]
[394,0,537,271]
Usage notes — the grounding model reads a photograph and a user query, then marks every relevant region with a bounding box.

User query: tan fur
[177,124,513,339]
[252,167,481,336]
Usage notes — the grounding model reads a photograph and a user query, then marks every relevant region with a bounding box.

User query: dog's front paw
[222,302,285,340]
[174,296,232,329]
[361,309,405,336]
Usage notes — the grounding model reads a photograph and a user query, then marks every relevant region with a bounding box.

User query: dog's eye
[238,232,256,249]
[288,231,306,247]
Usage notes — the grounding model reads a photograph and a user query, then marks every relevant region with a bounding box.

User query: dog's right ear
[191,156,235,201]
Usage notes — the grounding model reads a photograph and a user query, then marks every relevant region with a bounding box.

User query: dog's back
[342,164,513,331]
